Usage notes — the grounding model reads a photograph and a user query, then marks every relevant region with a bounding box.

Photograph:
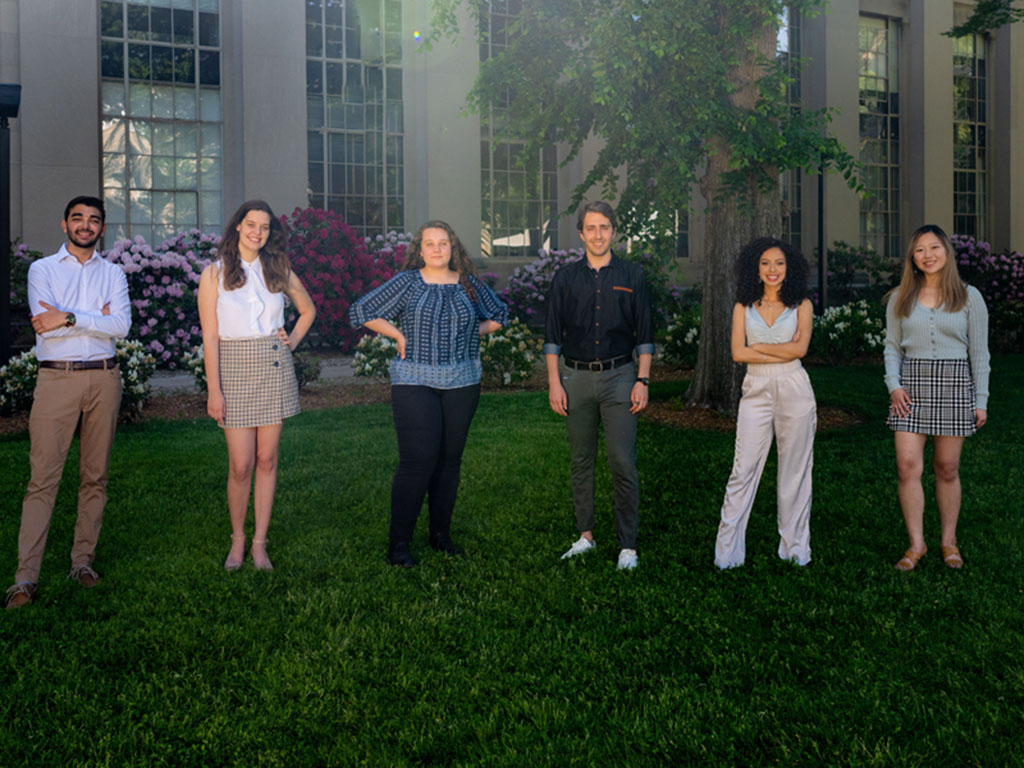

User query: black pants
[389,384,481,544]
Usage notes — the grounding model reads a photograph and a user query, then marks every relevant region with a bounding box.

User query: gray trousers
[715,360,816,568]
[562,361,639,548]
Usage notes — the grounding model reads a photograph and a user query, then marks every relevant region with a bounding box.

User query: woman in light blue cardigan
[884,224,990,571]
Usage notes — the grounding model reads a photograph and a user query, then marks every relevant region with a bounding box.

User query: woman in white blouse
[197,201,316,571]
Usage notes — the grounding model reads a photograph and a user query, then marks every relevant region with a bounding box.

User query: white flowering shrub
[661,307,701,369]
[351,333,400,379]
[1,339,157,421]
[481,318,540,388]
[811,299,885,363]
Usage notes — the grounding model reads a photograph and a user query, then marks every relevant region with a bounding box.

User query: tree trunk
[686,16,781,414]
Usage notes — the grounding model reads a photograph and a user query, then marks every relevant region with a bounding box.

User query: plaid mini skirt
[887,358,977,437]
[219,336,300,429]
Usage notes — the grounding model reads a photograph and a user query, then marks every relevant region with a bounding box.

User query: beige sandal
[895,546,927,571]
[941,545,963,569]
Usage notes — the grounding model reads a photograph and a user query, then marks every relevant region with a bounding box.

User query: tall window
[953,25,988,239]
[778,7,802,248]
[306,0,404,237]
[479,2,557,259]
[858,15,901,259]
[100,0,222,245]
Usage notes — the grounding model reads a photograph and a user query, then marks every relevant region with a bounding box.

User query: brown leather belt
[38,357,118,371]
[564,355,631,372]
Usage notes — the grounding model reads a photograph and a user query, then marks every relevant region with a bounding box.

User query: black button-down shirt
[543,255,655,362]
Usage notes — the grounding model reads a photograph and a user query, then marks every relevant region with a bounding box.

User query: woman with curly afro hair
[714,237,816,569]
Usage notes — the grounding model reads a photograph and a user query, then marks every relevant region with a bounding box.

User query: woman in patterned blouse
[350,221,509,567]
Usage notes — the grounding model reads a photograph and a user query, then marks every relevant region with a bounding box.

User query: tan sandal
[941,545,963,569]
[895,546,927,571]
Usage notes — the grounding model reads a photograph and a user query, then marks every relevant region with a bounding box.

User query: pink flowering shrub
[950,235,1024,352]
[284,208,401,351]
[501,248,584,326]
[950,235,1024,305]
[102,230,216,367]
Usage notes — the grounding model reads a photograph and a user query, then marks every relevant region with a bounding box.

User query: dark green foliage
[1,357,1022,765]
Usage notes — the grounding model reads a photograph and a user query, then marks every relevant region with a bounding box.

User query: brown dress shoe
[69,565,100,589]
[4,582,36,610]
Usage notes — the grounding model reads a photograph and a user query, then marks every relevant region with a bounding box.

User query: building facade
[2,0,1023,283]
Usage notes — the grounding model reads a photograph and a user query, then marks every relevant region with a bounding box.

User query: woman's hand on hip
[275,327,291,349]
[890,388,912,418]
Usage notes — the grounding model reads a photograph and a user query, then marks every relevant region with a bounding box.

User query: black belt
[39,357,118,371]
[563,355,632,372]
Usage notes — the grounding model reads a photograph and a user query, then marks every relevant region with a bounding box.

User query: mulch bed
[0,362,862,436]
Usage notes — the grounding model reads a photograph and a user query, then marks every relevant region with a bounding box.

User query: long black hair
[735,237,809,308]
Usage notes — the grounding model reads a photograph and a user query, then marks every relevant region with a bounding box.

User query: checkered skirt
[219,336,300,429]
[886,358,977,436]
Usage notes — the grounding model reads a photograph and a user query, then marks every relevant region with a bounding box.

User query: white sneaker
[617,548,638,570]
[560,536,596,559]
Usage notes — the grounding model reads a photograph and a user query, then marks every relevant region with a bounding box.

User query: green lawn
[1,358,1022,767]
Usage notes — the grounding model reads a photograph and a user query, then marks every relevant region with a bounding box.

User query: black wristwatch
[635,377,649,386]
[64,312,77,327]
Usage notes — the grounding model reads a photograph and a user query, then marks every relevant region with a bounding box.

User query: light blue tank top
[745,305,798,344]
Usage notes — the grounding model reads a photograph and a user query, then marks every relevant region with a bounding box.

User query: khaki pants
[15,366,122,584]
[715,360,816,569]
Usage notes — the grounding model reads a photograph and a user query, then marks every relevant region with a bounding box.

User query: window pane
[199,50,219,85]
[151,7,173,42]
[200,157,221,189]
[174,86,196,119]
[152,45,174,82]
[129,84,152,117]
[101,1,124,37]
[130,155,154,188]
[103,119,127,153]
[174,47,195,83]
[105,189,127,224]
[152,85,174,118]
[173,8,194,44]
[103,153,127,189]
[153,156,175,187]
[200,87,221,121]
[198,11,219,46]
[128,44,151,80]
[175,157,197,187]
[175,124,197,156]
[128,4,149,40]
[101,41,124,79]
[152,123,175,155]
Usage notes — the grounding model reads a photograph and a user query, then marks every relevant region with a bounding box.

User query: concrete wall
[9,0,102,252]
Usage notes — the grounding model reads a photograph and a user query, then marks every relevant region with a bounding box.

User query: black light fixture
[1,82,23,372]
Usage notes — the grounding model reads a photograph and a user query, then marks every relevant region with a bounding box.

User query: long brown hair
[401,220,478,300]
[218,200,291,292]
[888,224,967,317]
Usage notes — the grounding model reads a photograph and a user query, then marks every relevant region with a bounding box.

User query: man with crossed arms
[4,196,131,609]
[544,201,654,570]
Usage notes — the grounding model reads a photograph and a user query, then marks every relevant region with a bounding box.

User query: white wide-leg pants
[714,360,816,569]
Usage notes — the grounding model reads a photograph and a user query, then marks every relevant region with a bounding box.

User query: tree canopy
[430,0,859,410]
[947,0,1024,37]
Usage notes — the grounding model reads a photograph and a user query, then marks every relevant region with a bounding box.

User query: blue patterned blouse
[350,270,509,389]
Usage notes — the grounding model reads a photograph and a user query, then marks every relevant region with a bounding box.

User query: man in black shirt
[543,201,654,570]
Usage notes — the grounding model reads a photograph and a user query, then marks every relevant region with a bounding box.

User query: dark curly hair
[401,220,478,301]
[735,237,809,308]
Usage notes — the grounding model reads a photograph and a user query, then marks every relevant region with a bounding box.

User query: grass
[1,357,1022,767]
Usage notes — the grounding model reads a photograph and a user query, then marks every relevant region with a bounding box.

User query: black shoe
[387,541,416,568]
[429,532,465,556]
